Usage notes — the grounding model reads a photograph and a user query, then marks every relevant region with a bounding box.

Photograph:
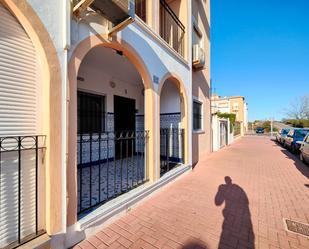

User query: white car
[298,133,309,165]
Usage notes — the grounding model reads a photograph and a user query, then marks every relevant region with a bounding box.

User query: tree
[284,95,309,120]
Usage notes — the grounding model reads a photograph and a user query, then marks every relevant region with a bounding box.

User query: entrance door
[114,95,136,158]
[220,121,228,147]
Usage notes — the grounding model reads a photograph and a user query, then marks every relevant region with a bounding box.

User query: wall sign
[153,75,159,84]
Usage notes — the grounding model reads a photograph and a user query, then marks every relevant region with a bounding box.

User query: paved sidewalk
[73,136,309,249]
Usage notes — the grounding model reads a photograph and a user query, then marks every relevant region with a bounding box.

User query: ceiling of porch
[80,46,143,86]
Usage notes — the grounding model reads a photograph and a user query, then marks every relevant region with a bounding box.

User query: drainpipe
[61,0,71,235]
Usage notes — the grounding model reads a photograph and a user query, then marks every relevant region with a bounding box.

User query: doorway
[114,95,136,158]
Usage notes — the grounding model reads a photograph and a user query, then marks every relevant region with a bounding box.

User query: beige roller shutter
[0,4,43,248]
[0,3,38,137]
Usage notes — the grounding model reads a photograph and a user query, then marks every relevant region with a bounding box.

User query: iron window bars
[0,135,46,249]
[193,101,202,131]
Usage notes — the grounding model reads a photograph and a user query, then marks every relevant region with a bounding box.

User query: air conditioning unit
[73,0,135,25]
[73,0,135,36]
[192,44,205,69]
[90,0,135,24]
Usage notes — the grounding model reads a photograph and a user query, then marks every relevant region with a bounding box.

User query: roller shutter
[0,4,42,248]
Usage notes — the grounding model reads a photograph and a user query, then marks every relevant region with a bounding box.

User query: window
[135,0,146,22]
[193,101,202,131]
[232,103,239,111]
[78,91,105,133]
[295,129,309,138]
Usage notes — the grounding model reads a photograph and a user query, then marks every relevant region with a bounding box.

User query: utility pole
[270,117,273,138]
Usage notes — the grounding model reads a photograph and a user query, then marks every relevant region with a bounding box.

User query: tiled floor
[78,156,146,213]
[73,136,309,249]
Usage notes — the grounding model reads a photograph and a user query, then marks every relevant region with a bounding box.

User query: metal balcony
[160,0,185,57]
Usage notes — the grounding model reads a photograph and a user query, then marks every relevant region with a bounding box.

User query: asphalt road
[273,121,291,130]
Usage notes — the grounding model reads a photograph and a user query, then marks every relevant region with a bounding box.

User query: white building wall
[27,0,68,236]
[160,81,181,114]
[78,65,145,114]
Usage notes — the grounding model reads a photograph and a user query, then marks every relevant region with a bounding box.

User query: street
[74,136,309,249]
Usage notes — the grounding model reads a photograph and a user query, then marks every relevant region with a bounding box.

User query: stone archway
[67,34,158,225]
[158,73,189,175]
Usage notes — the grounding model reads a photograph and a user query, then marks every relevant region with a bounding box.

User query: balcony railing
[0,135,46,249]
[77,131,149,215]
[160,0,185,57]
[160,128,184,175]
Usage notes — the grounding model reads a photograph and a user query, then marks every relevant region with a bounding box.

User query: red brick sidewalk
[73,136,309,249]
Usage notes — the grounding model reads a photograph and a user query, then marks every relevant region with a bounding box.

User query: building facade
[0,0,211,248]
[211,95,249,134]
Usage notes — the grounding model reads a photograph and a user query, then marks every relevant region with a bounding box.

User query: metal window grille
[0,135,46,249]
[78,91,105,134]
[193,101,202,130]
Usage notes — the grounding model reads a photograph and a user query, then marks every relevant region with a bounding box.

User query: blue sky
[211,0,309,121]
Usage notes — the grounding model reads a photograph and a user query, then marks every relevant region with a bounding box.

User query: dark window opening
[78,91,105,134]
[135,0,146,22]
[193,101,202,131]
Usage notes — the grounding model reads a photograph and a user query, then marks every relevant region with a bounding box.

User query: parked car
[285,128,309,153]
[255,127,265,134]
[299,133,309,165]
[276,128,290,144]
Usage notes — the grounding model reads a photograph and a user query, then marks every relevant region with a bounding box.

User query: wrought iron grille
[193,101,202,131]
[160,0,185,57]
[160,128,184,175]
[77,131,149,215]
[0,135,46,249]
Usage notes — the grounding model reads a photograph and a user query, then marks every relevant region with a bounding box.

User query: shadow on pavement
[215,176,255,249]
[182,241,208,249]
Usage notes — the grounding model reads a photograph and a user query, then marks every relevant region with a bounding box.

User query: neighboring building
[211,95,249,136]
[0,1,211,248]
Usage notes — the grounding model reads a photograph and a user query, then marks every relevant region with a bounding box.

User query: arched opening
[159,77,186,176]
[74,45,150,216]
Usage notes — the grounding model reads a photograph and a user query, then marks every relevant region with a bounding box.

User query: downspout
[62,0,71,234]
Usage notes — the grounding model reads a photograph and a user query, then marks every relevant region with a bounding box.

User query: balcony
[160,0,185,57]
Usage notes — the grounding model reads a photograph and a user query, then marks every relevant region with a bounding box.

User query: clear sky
[211,0,309,121]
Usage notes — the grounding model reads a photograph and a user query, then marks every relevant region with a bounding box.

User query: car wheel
[291,144,296,153]
[300,152,304,162]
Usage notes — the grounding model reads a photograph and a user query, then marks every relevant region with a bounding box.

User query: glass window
[78,91,105,134]
[296,129,309,138]
[193,101,202,131]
